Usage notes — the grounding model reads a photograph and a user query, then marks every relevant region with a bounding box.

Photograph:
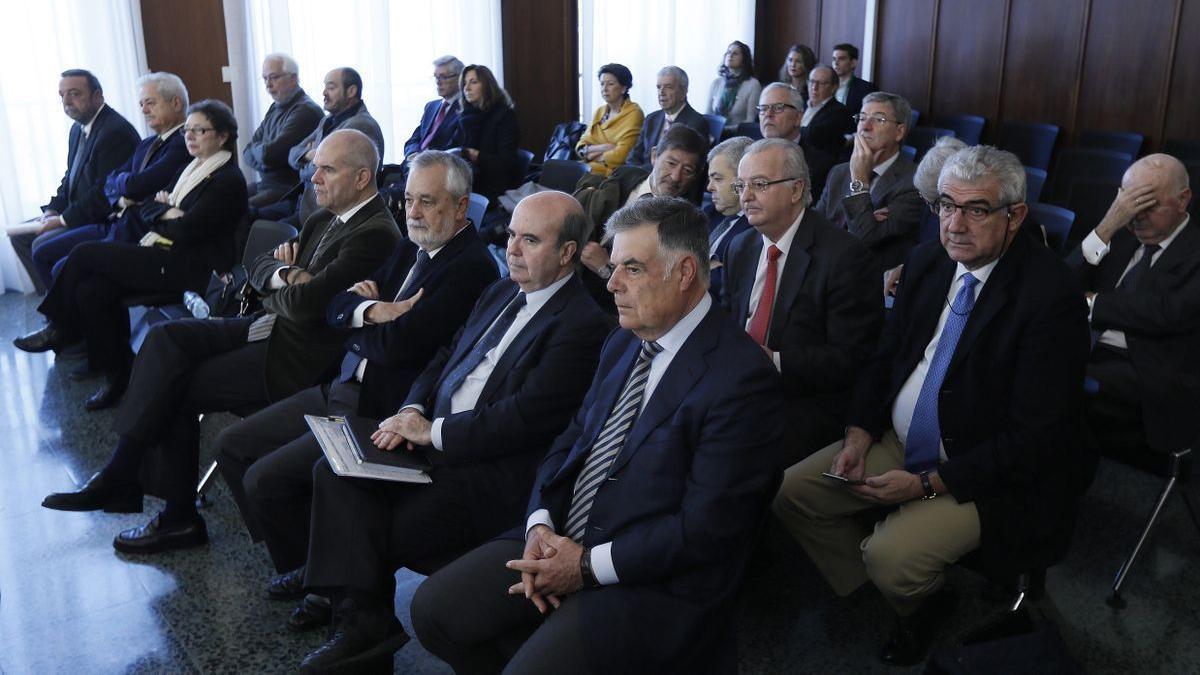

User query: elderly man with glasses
[816,91,924,277]
[775,145,1091,666]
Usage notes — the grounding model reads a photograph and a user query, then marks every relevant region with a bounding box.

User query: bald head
[1121,153,1192,246]
[311,129,379,214]
[507,191,592,291]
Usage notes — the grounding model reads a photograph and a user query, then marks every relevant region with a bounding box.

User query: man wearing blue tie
[773,146,1091,665]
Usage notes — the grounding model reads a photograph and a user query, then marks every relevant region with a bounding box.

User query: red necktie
[747,245,781,345]
[421,102,450,151]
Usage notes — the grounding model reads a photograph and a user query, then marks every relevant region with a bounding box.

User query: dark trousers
[104,317,272,516]
[214,381,363,573]
[409,539,591,675]
[11,223,108,293]
[1087,344,1148,455]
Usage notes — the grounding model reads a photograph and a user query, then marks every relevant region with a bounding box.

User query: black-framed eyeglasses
[755,102,799,116]
[433,73,460,82]
[932,197,1012,222]
[731,177,799,196]
[852,113,900,125]
[183,126,214,136]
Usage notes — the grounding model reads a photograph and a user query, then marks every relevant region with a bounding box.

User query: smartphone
[821,471,865,486]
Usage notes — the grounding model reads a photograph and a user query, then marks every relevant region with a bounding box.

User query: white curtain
[0,0,147,292]
[225,0,504,166]
[578,0,756,121]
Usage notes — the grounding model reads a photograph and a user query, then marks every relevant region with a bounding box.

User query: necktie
[431,292,528,417]
[310,216,344,266]
[420,102,450,151]
[68,126,89,191]
[1117,244,1160,292]
[905,272,980,472]
[139,136,165,171]
[564,340,664,541]
[657,117,673,146]
[747,245,782,345]
[709,215,737,248]
[338,249,431,382]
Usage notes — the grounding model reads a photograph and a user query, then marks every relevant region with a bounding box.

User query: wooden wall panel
[1163,0,1200,142]
[999,0,1087,130]
[873,0,936,115]
[140,0,232,106]
[754,0,821,85]
[929,0,1007,130]
[817,0,867,67]
[501,0,578,158]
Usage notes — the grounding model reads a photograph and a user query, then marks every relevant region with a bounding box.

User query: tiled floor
[0,290,1197,674]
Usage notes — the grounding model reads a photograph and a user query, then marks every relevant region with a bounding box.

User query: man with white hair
[243,53,323,206]
[626,66,710,170]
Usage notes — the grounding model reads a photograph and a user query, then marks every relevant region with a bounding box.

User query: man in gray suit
[815,92,923,274]
[626,66,710,170]
[288,67,385,224]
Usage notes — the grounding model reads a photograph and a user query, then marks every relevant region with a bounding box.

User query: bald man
[293,191,613,671]
[1068,153,1200,455]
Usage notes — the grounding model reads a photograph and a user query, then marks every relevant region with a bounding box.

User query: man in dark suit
[800,65,853,162]
[832,43,878,116]
[293,192,613,671]
[626,66,710,170]
[1067,154,1200,455]
[705,136,753,299]
[758,82,837,198]
[9,69,139,292]
[774,146,1091,665]
[213,150,498,590]
[817,92,924,276]
[40,130,401,555]
[723,138,881,465]
[410,196,783,674]
[243,54,324,206]
[402,55,463,162]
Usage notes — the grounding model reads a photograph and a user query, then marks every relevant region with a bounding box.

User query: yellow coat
[576,100,645,176]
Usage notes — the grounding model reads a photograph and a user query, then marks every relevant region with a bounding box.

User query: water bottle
[183,291,211,319]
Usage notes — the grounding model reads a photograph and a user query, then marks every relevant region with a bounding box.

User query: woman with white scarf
[14,100,247,411]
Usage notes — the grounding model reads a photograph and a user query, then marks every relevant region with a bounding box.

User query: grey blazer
[706,77,763,126]
[288,102,386,222]
[815,155,925,273]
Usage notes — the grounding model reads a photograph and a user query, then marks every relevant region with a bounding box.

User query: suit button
[337,313,345,320]
[353,344,361,352]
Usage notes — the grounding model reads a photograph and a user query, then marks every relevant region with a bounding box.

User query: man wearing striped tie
[773,146,1091,665]
[411,196,783,673]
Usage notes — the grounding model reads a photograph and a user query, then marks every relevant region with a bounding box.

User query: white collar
[1154,214,1190,252]
[650,293,712,356]
[873,150,900,178]
[81,103,106,135]
[760,207,806,253]
[333,193,377,224]
[159,122,184,142]
[522,272,574,312]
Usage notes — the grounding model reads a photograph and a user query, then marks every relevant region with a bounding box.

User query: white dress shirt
[801,97,830,128]
[890,258,1000,458]
[745,209,804,370]
[526,293,713,585]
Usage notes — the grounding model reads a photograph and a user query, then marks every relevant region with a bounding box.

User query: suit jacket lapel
[768,213,815,344]
[477,277,580,403]
[1145,221,1198,281]
[438,283,518,387]
[892,253,956,400]
[946,238,1026,376]
[731,232,762,327]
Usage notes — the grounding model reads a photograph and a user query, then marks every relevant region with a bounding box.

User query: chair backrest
[467,193,489,231]
[703,114,726,146]
[1024,167,1048,203]
[736,121,763,140]
[242,220,299,268]
[1065,179,1120,252]
[515,149,535,182]
[1078,130,1143,158]
[1186,160,1200,220]
[909,108,921,127]
[539,159,589,193]
[544,121,587,161]
[1029,203,1075,254]
[1046,148,1132,206]
[378,163,405,190]
[1164,139,1200,163]
[900,145,917,162]
[935,115,986,146]
[999,121,1059,171]
[906,127,956,162]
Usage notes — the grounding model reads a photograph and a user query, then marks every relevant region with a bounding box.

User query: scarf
[168,150,231,207]
[715,67,747,117]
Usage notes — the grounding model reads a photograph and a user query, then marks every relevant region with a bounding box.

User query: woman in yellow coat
[576,63,644,176]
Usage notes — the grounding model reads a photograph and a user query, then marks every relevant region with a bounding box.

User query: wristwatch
[579,546,601,588]
[848,178,869,196]
[919,470,938,500]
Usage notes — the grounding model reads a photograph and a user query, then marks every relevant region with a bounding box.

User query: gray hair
[137,71,189,109]
[603,196,710,288]
[760,82,805,112]
[432,55,464,73]
[862,91,912,129]
[264,53,299,76]
[657,65,689,91]
[408,149,473,200]
[743,137,812,205]
[938,145,1026,205]
[326,129,380,176]
[913,135,968,202]
[708,135,754,167]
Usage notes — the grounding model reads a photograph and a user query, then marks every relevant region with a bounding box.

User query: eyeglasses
[755,103,798,116]
[731,177,799,196]
[853,113,901,125]
[183,126,214,136]
[932,197,1012,222]
[262,73,286,83]
[807,78,835,87]
[433,73,460,82]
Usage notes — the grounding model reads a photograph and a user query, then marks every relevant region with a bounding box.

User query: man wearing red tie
[721,138,881,466]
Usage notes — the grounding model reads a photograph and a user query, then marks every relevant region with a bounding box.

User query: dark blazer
[402,274,612,535]
[1066,224,1200,451]
[104,130,192,243]
[849,234,1092,577]
[626,103,710,170]
[403,98,462,157]
[800,98,853,161]
[248,194,401,400]
[842,76,878,117]
[44,105,139,226]
[326,224,499,420]
[516,302,782,670]
[452,103,522,202]
[722,210,883,459]
[816,155,924,273]
[707,213,751,301]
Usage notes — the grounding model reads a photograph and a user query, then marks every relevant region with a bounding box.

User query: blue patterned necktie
[905,272,979,472]
[564,340,664,541]
[431,292,527,417]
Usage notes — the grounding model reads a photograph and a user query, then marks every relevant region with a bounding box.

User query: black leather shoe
[267,566,307,601]
[13,325,67,353]
[288,594,332,633]
[85,374,128,411]
[879,589,957,666]
[42,472,143,513]
[113,512,208,554]
[299,606,409,673]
